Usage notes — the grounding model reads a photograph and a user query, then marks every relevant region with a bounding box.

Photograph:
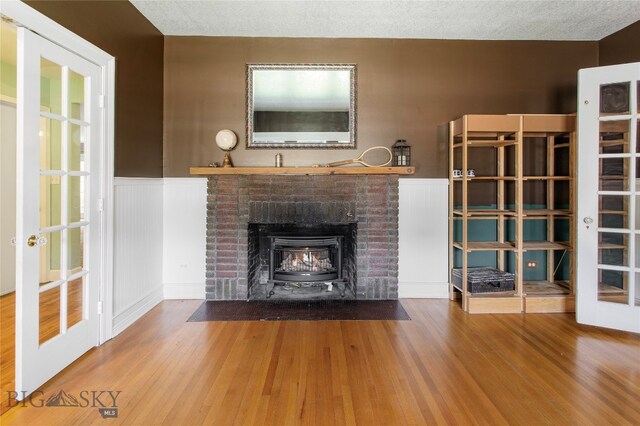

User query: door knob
[27,235,47,247]
[583,217,593,224]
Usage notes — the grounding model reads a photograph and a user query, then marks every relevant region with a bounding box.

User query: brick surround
[206,174,399,300]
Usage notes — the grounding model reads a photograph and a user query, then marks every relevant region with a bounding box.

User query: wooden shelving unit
[449,114,576,314]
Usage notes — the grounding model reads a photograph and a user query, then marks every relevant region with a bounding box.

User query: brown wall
[26,1,164,177]
[164,37,597,178]
[599,20,640,66]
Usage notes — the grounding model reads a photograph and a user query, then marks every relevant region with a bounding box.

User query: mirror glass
[247,64,357,149]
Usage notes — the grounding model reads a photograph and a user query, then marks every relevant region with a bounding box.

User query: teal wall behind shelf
[452,204,571,281]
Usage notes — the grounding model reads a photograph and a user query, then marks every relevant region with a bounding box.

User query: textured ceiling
[130,0,640,40]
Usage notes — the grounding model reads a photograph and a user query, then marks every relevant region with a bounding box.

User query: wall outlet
[526,261,538,269]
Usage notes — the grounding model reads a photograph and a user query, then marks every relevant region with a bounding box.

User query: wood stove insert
[269,236,344,296]
[248,223,356,300]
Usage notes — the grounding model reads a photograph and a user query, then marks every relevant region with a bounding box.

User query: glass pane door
[577,62,640,333]
[16,27,101,395]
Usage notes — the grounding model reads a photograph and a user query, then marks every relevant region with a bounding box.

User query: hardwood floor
[1,299,639,425]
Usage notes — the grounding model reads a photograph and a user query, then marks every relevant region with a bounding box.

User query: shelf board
[453,241,516,251]
[599,243,627,250]
[599,139,628,147]
[523,281,571,295]
[600,210,628,215]
[599,175,627,179]
[452,216,507,221]
[453,209,517,217]
[553,143,571,149]
[453,139,517,149]
[190,166,415,175]
[599,121,630,133]
[597,283,632,304]
[455,240,575,252]
[452,114,575,137]
[522,241,570,250]
[452,176,517,181]
[519,114,576,134]
[599,283,626,294]
[452,115,521,136]
[523,209,572,217]
[523,176,572,181]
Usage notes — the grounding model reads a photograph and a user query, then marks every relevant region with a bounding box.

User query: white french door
[577,62,640,333]
[16,27,102,394]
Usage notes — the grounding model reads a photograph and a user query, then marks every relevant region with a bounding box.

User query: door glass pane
[39,230,61,285]
[599,195,629,229]
[68,70,85,121]
[599,157,628,191]
[40,58,62,115]
[598,232,628,266]
[600,82,630,115]
[68,176,85,223]
[600,120,630,153]
[68,123,85,172]
[67,276,84,329]
[598,269,628,304]
[67,226,85,275]
[39,285,61,345]
[39,117,62,170]
[40,175,62,228]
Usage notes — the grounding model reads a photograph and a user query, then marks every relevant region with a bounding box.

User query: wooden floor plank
[1,299,639,425]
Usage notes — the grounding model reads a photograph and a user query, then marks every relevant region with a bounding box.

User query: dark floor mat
[187,300,411,321]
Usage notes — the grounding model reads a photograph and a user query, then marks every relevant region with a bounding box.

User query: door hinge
[99,95,105,109]
[97,198,104,212]
[97,301,103,315]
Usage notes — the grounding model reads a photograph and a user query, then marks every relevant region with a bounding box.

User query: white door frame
[1,1,115,343]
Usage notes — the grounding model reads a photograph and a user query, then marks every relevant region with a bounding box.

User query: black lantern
[392,139,411,166]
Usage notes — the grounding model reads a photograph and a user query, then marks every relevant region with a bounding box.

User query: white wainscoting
[398,179,449,298]
[156,177,450,300]
[163,178,207,299]
[112,178,164,336]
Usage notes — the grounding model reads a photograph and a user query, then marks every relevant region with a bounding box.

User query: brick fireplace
[205,174,399,300]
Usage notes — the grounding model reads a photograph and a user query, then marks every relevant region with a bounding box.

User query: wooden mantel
[190,166,415,175]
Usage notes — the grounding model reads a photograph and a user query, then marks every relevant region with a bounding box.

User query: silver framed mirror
[246,63,357,149]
